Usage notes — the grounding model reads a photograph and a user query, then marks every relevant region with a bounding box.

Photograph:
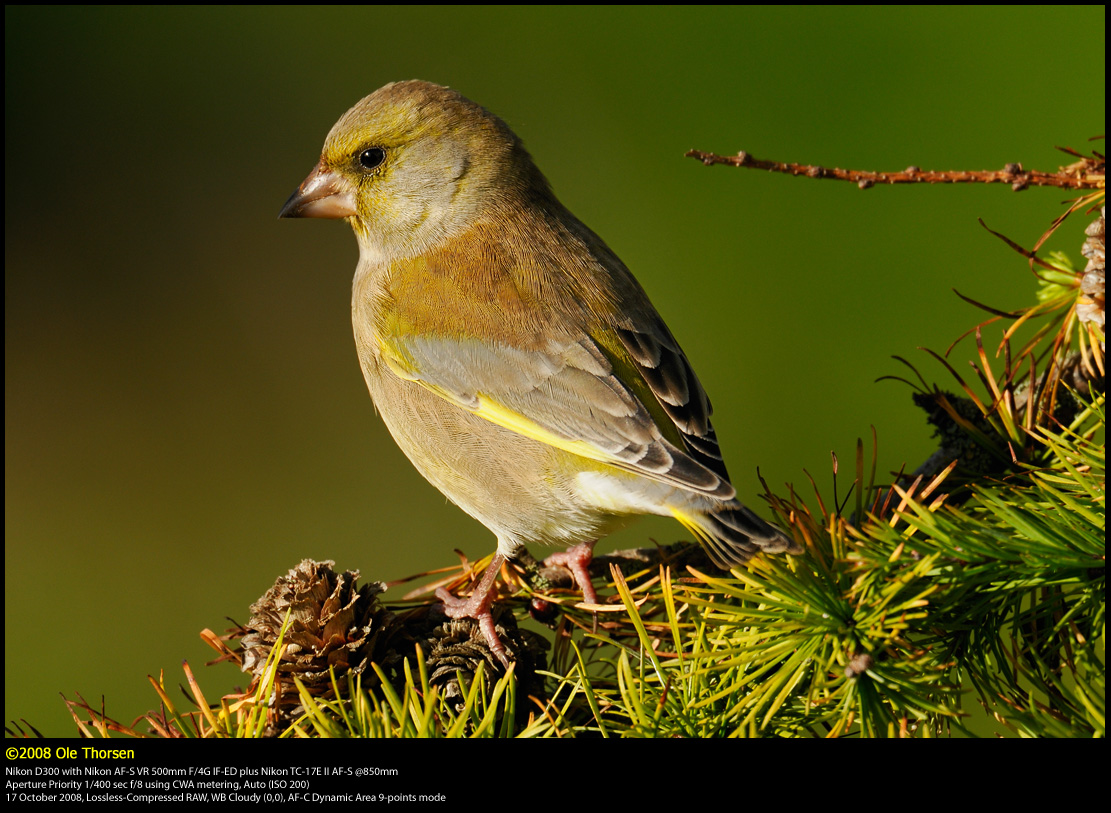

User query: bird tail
[670,502,802,570]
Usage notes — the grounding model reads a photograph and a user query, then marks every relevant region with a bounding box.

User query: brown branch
[685,148,1105,192]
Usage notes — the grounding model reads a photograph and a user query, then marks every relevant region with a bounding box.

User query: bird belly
[361,360,633,555]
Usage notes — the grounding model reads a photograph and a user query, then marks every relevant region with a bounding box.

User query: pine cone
[1077,206,1105,332]
[242,559,401,726]
[412,606,548,715]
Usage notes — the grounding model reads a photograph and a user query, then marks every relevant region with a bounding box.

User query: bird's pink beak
[279,159,357,219]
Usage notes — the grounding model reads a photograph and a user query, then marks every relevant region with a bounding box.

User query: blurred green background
[5,6,1104,737]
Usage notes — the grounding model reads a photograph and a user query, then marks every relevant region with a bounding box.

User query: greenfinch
[280,80,800,663]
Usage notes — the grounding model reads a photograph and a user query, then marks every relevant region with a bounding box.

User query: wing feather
[379,330,734,498]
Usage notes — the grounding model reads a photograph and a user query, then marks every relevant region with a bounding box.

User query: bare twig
[685,146,1105,192]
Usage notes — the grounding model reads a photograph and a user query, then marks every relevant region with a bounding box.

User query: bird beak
[278,159,357,219]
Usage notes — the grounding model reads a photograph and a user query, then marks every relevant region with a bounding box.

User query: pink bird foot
[544,541,599,606]
[436,553,511,667]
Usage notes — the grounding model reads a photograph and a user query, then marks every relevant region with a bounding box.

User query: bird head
[279,80,545,263]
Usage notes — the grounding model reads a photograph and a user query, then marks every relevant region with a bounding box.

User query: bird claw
[544,541,599,606]
[435,554,511,667]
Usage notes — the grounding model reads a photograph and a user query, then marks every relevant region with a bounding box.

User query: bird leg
[544,541,598,606]
[436,553,510,667]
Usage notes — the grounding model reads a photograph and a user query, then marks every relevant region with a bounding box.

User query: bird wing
[376,323,735,499]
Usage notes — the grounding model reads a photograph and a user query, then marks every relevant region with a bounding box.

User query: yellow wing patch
[378,335,626,467]
[473,394,624,466]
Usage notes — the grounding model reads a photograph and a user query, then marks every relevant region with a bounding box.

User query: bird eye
[359,147,386,171]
